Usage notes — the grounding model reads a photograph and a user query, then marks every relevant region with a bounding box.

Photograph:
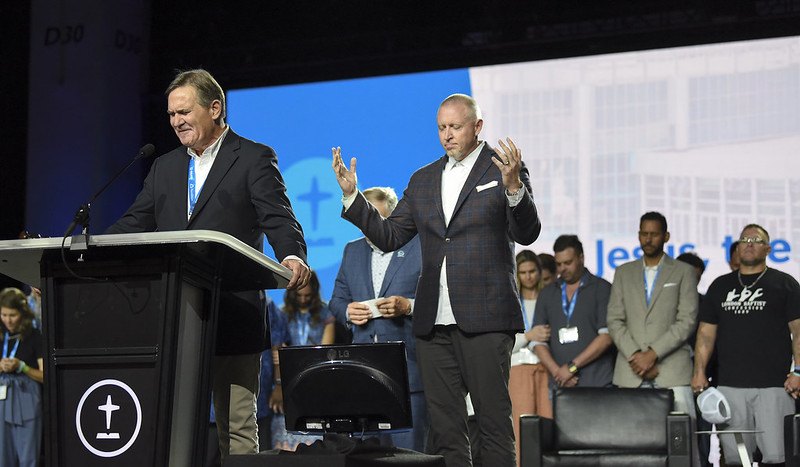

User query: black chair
[520,387,691,467]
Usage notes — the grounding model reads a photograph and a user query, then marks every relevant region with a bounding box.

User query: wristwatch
[568,361,579,374]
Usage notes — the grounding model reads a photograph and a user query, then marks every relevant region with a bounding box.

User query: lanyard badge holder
[558,281,581,344]
[0,332,20,400]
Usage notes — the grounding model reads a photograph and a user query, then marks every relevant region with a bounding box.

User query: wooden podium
[0,231,290,467]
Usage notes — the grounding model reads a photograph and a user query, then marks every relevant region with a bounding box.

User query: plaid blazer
[343,144,541,336]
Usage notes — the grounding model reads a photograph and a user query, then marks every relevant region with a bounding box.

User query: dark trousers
[695,406,712,467]
[416,326,514,467]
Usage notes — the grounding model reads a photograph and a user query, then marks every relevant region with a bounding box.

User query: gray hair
[440,93,482,121]
[363,186,398,214]
[166,69,226,124]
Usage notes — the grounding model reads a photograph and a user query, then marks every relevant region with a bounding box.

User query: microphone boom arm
[63,143,155,239]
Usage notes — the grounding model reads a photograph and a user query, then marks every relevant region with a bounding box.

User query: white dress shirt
[435,142,484,325]
[366,239,415,316]
[187,125,230,220]
[368,240,395,299]
[187,126,305,267]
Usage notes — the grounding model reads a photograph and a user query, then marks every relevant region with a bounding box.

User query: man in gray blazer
[332,94,541,467]
[607,211,699,464]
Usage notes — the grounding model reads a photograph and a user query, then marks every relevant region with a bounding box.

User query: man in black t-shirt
[692,223,800,466]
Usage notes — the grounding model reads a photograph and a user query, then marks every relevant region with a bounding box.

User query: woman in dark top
[0,287,44,467]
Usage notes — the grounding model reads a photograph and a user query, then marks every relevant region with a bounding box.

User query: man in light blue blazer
[329,187,427,452]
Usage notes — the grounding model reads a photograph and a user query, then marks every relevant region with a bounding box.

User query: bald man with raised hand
[332,94,541,467]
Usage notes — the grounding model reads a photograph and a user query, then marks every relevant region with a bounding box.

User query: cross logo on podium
[96,395,121,439]
[76,379,142,458]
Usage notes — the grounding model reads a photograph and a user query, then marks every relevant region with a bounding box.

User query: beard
[445,148,464,159]
[642,245,663,258]
[740,256,767,267]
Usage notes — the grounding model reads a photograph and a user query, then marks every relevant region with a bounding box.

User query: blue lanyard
[3,332,19,359]
[561,280,583,326]
[188,158,203,216]
[643,265,661,307]
[296,313,310,345]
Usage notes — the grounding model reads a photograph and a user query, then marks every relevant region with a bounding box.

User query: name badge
[0,384,7,401]
[558,326,579,344]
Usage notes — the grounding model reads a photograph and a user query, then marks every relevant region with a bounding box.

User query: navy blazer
[343,144,541,336]
[107,130,307,354]
[329,236,423,392]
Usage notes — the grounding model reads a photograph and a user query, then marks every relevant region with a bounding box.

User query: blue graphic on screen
[228,69,471,302]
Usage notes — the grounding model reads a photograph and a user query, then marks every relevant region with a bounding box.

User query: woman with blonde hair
[509,251,551,467]
[0,287,44,467]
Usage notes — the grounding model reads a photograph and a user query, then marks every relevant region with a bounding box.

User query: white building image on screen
[472,36,800,285]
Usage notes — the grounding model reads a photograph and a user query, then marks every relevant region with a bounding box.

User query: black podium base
[225,435,444,467]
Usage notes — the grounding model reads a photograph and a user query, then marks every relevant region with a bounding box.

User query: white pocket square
[476,181,498,192]
[663,283,677,288]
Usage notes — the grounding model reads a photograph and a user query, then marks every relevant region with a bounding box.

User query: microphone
[63,143,156,238]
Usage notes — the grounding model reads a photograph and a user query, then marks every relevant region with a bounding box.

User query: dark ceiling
[149,0,800,90]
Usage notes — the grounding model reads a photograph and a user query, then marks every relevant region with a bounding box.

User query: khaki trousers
[212,352,261,461]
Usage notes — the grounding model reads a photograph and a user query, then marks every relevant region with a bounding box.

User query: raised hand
[491,138,524,193]
[331,146,358,196]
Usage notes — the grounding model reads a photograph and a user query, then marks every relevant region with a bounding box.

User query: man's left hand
[554,364,576,387]
[375,296,411,318]
[491,137,524,194]
[282,258,310,290]
[562,375,579,388]
[785,373,800,399]
[628,348,657,376]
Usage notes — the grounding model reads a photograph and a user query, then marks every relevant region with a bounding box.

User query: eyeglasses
[739,236,767,245]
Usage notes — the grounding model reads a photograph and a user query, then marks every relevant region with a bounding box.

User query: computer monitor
[279,342,412,435]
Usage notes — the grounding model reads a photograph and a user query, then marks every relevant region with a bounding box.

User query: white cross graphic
[96,395,121,439]
[98,395,120,430]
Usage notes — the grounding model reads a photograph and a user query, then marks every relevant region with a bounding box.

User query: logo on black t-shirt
[721,287,766,314]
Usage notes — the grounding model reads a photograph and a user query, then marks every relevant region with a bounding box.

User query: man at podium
[107,69,309,460]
